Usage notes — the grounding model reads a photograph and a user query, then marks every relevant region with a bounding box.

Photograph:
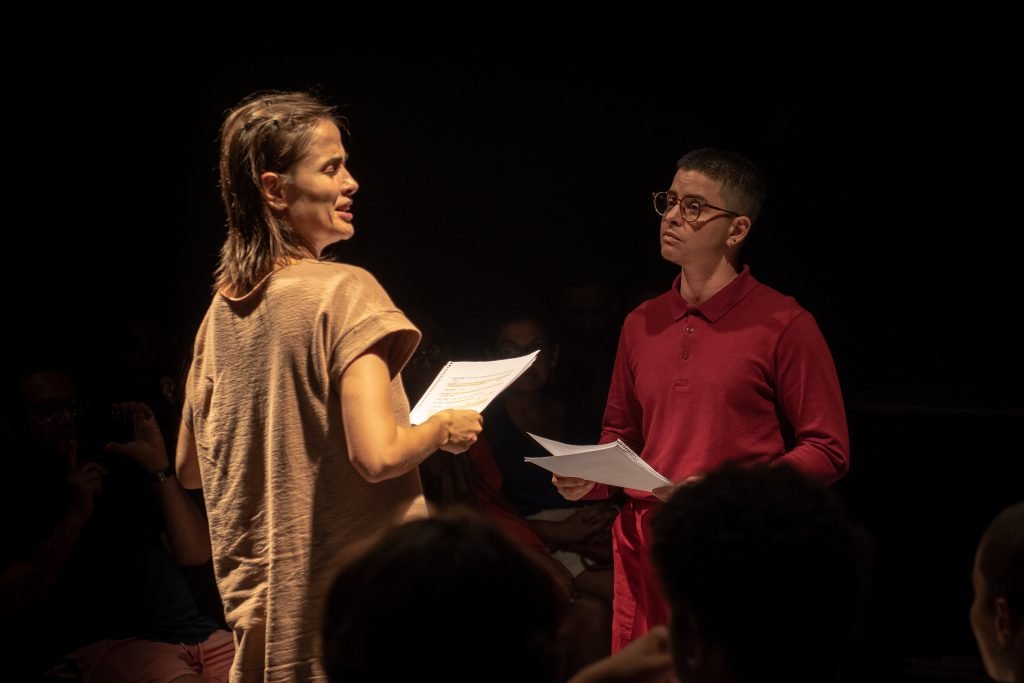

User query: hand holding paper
[552,475,597,501]
[525,433,672,492]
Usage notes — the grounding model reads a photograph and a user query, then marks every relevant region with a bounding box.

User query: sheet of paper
[524,433,672,492]
[409,351,539,425]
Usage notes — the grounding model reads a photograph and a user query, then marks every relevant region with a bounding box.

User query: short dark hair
[321,510,561,683]
[652,463,871,683]
[978,502,1024,618]
[676,148,767,223]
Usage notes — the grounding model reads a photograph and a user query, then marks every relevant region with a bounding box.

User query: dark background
[11,10,1020,680]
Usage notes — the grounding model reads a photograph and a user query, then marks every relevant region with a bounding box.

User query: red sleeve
[584,321,640,501]
[600,322,645,455]
[773,311,850,484]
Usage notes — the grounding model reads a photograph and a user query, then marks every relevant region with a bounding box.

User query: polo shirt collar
[669,265,757,322]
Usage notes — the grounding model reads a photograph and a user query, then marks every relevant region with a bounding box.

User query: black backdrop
[9,10,1020,680]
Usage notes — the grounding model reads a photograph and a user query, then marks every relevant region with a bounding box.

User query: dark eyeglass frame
[652,192,739,223]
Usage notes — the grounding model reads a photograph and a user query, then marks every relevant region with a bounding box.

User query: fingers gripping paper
[524,432,672,492]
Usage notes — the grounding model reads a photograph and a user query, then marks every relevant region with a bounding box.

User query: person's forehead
[670,169,721,196]
[306,121,346,158]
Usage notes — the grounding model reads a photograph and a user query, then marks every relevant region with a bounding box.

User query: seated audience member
[570,462,871,683]
[321,511,561,683]
[404,308,614,676]
[971,502,1024,683]
[0,365,232,682]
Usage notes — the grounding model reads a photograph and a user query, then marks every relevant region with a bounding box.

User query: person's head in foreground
[321,510,562,683]
[971,502,1024,682]
[651,462,871,683]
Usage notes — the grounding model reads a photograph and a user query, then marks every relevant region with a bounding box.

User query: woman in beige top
[174,91,482,682]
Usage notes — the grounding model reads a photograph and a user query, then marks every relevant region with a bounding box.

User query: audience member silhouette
[971,502,1024,682]
[321,511,561,683]
[571,462,871,683]
[1,364,232,681]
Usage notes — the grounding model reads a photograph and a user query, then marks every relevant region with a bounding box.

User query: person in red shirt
[554,148,850,651]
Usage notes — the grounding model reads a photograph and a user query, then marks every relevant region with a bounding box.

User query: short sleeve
[326,268,421,388]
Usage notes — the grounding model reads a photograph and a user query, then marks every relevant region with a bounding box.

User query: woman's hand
[435,409,483,454]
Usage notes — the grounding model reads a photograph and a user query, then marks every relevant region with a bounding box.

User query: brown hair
[214,91,343,296]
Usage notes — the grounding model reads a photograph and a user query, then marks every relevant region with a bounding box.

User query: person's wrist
[149,463,176,485]
[437,412,453,445]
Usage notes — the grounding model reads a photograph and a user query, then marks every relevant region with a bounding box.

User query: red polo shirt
[592,267,851,650]
[595,266,849,499]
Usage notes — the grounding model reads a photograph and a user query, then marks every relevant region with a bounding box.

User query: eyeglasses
[28,397,87,425]
[652,192,739,223]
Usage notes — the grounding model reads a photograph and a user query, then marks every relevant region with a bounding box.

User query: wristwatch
[152,463,176,484]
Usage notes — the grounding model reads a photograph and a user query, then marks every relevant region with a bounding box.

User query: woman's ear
[259,171,289,211]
